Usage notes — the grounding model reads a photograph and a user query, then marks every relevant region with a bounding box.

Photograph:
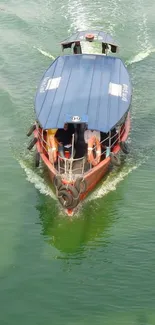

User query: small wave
[107,0,122,35]
[34,47,55,60]
[135,0,151,50]
[87,145,151,203]
[67,0,90,32]
[126,48,155,65]
[67,0,92,54]
[87,162,139,202]
[19,160,56,200]
[67,0,102,54]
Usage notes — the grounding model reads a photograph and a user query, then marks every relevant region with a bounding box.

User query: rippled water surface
[0,0,155,324]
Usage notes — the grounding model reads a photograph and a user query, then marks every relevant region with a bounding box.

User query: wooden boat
[27,30,132,215]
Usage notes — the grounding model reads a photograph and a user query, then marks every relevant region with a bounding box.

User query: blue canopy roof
[35,54,132,133]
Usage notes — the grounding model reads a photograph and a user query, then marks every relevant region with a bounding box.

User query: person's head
[75,41,80,46]
[64,123,68,131]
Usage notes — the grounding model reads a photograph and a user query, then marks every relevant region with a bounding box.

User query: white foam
[127,48,155,65]
[136,0,150,49]
[19,154,148,213]
[126,0,154,65]
[67,0,90,32]
[107,0,121,35]
[67,0,100,55]
[34,47,55,60]
[87,149,150,203]
[87,163,139,202]
[19,160,56,200]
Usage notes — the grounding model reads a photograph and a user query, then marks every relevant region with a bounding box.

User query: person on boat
[49,128,57,134]
[84,128,101,144]
[73,41,82,54]
[47,128,57,140]
[102,43,106,54]
[102,43,108,54]
[46,128,58,163]
[55,123,75,158]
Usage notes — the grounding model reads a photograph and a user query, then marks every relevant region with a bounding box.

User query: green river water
[0,0,155,324]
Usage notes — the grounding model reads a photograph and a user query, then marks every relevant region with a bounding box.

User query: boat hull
[33,113,130,214]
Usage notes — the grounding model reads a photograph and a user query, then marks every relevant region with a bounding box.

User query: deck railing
[57,155,85,181]
[36,123,126,180]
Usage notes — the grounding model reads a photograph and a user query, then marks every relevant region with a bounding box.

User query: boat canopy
[35,54,132,133]
[61,30,119,53]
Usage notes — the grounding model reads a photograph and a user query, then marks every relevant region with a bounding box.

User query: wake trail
[18,149,150,213]
[19,156,139,206]
[67,0,101,54]
[126,48,155,65]
[87,164,138,202]
[126,0,153,66]
[34,46,55,60]
[86,146,152,203]
[19,160,56,200]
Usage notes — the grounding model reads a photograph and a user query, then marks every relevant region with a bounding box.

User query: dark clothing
[55,127,74,146]
[68,123,75,135]
[73,44,82,54]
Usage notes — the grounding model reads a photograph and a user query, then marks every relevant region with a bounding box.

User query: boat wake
[67,0,91,33]
[126,48,155,65]
[88,138,154,203]
[34,47,55,60]
[87,162,138,202]
[16,147,133,207]
[19,157,140,206]
[126,0,154,66]
[18,147,150,214]
[19,160,56,200]
[87,142,151,202]
[67,0,101,55]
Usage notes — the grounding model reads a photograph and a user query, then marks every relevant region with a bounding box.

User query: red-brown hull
[33,113,130,213]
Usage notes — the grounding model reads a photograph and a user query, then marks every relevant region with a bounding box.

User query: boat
[27,30,132,215]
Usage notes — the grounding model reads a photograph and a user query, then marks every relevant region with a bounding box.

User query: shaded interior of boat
[37,115,127,181]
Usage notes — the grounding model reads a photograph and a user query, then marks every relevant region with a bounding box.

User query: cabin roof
[35,54,132,132]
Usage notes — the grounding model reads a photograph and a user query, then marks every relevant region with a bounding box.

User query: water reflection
[36,191,119,255]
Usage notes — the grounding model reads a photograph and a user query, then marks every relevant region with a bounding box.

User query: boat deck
[58,157,90,181]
